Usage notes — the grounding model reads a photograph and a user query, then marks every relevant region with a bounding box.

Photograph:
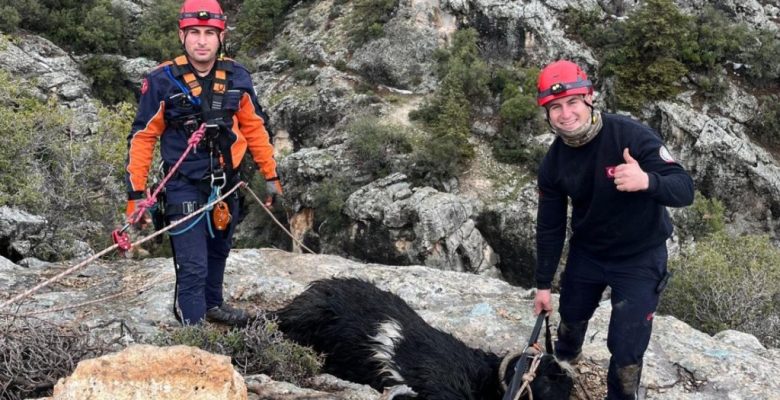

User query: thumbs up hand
[614,148,649,192]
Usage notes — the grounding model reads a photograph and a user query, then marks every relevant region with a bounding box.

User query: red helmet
[537,60,593,107]
[179,0,226,31]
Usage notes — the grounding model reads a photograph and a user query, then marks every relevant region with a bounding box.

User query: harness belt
[165,201,204,216]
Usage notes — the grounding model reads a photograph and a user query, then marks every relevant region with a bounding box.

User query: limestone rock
[348,18,439,93]
[0,34,98,135]
[343,173,500,277]
[245,374,378,400]
[51,345,247,400]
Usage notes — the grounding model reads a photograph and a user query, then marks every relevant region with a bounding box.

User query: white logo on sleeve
[659,146,676,163]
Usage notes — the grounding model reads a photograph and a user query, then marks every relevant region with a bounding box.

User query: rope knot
[188,123,207,146]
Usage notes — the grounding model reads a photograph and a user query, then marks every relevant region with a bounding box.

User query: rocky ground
[2,248,779,399]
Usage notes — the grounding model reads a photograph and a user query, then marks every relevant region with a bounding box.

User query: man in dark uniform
[531,60,694,399]
[125,0,282,326]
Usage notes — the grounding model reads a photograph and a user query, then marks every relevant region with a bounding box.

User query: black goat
[275,278,573,400]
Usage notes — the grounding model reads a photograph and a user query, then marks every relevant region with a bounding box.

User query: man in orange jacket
[125,0,282,326]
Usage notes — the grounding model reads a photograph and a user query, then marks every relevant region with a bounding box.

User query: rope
[127,123,206,226]
[2,181,318,313]
[513,352,543,400]
[13,275,172,317]
[0,181,244,310]
[241,184,316,254]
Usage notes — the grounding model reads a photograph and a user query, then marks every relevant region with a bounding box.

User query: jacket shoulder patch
[659,146,676,163]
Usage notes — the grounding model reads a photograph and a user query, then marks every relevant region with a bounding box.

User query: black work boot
[206,304,249,327]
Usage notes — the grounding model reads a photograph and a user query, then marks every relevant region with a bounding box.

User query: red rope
[127,123,206,225]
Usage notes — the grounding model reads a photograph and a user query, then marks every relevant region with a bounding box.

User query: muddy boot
[206,304,249,327]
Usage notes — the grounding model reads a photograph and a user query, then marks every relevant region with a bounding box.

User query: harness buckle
[211,169,226,190]
[205,123,220,140]
[182,201,198,215]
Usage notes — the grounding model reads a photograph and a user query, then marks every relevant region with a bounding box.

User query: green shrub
[311,175,356,234]
[235,0,292,52]
[692,71,729,101]
[70,2,127,53]
[660,232,780,348]
[275,42,305,68]
[0,71,131,259]
[694,6,748,71]
[81,56,135,105]
[409,74,474,184]
[599,0,696,111]
[563,1,774,110]
[673,192,726,241]
[750,95,780,147]
[349,0,398,46]
[0,5,21,32]
[155,315,323,384]
[133,0,181,61]
[409,28,492,185]
[499,91,537,128]
[15,0,129,54]
[488,66,546,166]
[347,116,413,179]
[740,29,780,84]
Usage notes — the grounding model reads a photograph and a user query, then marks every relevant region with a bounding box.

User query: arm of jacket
[125,73,166,198]
[535,155,568,290]
[631,132,694,208]
[231,66,277,180]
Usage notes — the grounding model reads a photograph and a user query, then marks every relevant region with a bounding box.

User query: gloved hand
[126,199,152,230]
[264,177,283,207]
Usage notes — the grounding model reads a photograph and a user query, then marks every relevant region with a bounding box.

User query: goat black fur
[275,278,573,400]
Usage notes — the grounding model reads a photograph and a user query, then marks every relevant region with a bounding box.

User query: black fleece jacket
[534,113,694,289]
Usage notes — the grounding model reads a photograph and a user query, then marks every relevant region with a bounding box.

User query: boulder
[343,173,500,277]
[348,17,440,93]
[51,345,247,400]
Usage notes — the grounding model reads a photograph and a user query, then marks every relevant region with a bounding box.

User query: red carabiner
[111,228,132,254]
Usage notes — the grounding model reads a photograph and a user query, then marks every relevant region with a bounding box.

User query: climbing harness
[501,313,554,400]
[112,122,208,254]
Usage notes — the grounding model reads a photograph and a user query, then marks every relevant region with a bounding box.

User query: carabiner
[211,169,226,191]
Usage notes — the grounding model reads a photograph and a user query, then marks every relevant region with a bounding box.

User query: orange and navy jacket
[125,57,276,199]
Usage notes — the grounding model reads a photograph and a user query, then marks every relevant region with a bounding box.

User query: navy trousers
[556,243,667,400]
[165,178,239,325]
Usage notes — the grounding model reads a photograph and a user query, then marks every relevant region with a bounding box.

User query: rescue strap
[0,181,245,310]
[502,313,553,400]
[113,123,208,254]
